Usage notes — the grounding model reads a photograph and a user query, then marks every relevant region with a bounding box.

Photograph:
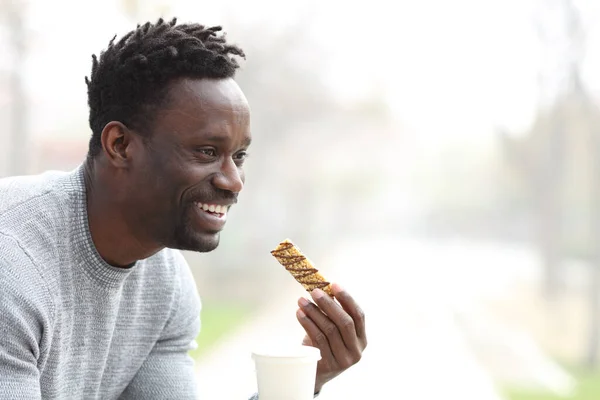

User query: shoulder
[0,170,71,216]
[0,233,55,326]
[0,169,77,246]
[0,170,79,299]
[0,232,52,295]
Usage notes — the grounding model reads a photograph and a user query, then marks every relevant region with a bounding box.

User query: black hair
[85,17,245,157]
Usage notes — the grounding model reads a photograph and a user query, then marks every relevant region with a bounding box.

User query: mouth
[194,202,229,219]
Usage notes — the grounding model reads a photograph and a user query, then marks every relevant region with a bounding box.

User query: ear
[100,121,135,168]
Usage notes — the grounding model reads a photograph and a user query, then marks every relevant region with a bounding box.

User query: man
[0,18,367,399]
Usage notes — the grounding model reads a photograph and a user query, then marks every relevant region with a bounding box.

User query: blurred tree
[587,103,600,369]
[500,0,585,299]
[0,0,29,176]
[500,0,600,368]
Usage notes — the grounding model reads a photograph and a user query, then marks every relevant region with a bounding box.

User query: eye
[194,147,217,160]
[234,151,249,164]
[198,148,216,157]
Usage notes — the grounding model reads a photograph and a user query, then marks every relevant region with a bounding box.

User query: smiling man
[0,18,366,399]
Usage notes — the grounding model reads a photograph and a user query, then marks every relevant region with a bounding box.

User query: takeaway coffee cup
[251,345,322,400]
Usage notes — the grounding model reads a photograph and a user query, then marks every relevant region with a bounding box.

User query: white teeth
[197,203,228,214]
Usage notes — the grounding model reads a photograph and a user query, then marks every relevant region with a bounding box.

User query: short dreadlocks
[85,17,245,157]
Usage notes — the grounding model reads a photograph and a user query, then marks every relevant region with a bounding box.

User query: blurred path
[195,236,571,399]
[313,237,503,400]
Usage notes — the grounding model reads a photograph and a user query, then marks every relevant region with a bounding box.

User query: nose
[212,157,244,194]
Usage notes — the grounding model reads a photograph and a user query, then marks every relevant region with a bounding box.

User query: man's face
[127,77,251,252]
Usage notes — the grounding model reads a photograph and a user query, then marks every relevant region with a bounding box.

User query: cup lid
[251,345,322,361]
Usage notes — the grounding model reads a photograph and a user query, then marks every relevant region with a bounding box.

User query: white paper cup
[251,345,321,400]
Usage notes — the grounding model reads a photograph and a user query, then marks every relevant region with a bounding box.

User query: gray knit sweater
[0,166,203,399]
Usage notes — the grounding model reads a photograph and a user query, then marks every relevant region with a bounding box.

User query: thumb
[302,335,313,347]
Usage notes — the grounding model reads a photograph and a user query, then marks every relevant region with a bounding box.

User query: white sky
[14,0,600,142]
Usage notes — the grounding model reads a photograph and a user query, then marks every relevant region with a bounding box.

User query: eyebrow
[203,135,252,147]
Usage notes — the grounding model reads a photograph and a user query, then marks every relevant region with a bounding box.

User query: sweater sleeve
[119,251,201,400]
[0,241,49,400]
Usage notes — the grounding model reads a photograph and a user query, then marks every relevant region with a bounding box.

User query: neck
[83,157,163,267]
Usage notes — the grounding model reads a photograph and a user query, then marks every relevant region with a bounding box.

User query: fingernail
[297,309,306,319]
[332,283,343,292]
[312,289,324,299]
[299,297,310,307]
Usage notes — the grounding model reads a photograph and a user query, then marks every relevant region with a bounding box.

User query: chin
[173,230,221,253]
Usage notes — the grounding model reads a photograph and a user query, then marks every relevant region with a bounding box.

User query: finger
[331,284,367,344]
[310,289,359,352]
[296,308,333,361]
[298,297,347,360]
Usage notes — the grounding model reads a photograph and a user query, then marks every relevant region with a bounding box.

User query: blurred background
[3,0,600,398]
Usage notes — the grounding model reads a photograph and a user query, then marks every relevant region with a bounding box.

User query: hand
[296,283,367,394]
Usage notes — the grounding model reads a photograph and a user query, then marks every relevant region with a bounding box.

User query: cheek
[148,155,188,189]
[136,146,192,208]
[136,165,181,206]
[184,163,218,185]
